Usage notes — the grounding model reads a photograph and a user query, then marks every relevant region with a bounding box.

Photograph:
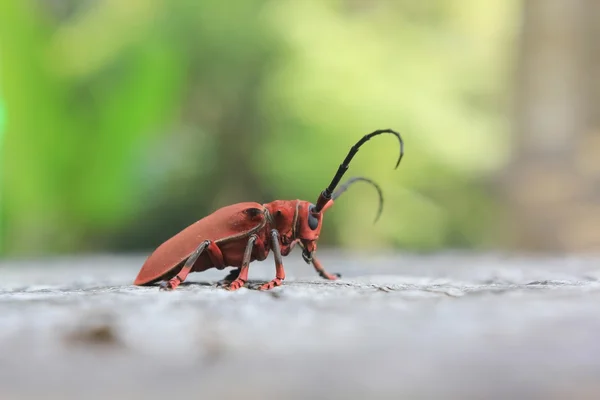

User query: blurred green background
[1,0,598,257]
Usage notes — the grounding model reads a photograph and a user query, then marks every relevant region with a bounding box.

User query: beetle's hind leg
[159,240,224,291]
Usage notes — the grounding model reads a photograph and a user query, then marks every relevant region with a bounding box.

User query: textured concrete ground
[1,251,600,400]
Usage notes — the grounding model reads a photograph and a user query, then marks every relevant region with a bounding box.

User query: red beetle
[133,129,404,291]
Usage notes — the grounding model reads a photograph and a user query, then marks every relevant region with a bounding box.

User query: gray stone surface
[1,251,600,399]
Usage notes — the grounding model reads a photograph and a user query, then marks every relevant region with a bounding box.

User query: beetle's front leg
[298,241,340,280]
[254,229,286,291]
[225,234,259,291]
[310,256,341,280]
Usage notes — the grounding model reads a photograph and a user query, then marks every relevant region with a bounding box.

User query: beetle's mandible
[133,129,404,291]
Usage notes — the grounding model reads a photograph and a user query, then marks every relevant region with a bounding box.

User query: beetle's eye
[308,204,319,230]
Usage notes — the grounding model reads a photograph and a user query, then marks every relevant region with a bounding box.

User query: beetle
[133,129,404,291]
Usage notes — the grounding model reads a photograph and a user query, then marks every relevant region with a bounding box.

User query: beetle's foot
[215,279,232,288]
[323,272,341,280]
[216,269,240,287]
[318,271,341,280]
[225,278,246,291]
[253,278,283,291]
[159,277,182,291]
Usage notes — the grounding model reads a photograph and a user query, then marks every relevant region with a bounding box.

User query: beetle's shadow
[145,279,275,290]
[178,281,214,288]
[145,281,214,288]
[183,279,275,289]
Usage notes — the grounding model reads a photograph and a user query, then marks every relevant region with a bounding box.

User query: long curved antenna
[314,129,403,213]
[332,177,384,223]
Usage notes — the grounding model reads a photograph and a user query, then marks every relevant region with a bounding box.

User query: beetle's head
[295,200,326,262]
[264,199,326,260]
[296,176,385,262]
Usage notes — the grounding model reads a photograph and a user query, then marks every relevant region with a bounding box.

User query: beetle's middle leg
[254,229,286,291]
[225,234,259,291]
[160,240,224,291]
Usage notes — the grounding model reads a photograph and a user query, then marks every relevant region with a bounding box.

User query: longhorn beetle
[133,129,404,291]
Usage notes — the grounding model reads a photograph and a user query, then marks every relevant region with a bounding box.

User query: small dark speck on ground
[63,314,122,347]
[1,250,600,400]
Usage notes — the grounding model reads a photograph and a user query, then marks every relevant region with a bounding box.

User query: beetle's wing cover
[134,202,266,285]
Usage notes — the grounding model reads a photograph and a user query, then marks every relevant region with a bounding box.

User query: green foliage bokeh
[0,0,518,256]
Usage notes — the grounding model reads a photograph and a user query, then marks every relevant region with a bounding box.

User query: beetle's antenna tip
[394,131,404,169]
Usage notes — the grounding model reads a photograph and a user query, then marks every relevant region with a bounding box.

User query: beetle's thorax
[263,199,324,253]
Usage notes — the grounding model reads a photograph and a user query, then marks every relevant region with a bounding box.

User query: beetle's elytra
[134,129,404,291]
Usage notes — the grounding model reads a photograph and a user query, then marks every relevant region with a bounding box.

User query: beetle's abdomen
[134,202,267,285]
